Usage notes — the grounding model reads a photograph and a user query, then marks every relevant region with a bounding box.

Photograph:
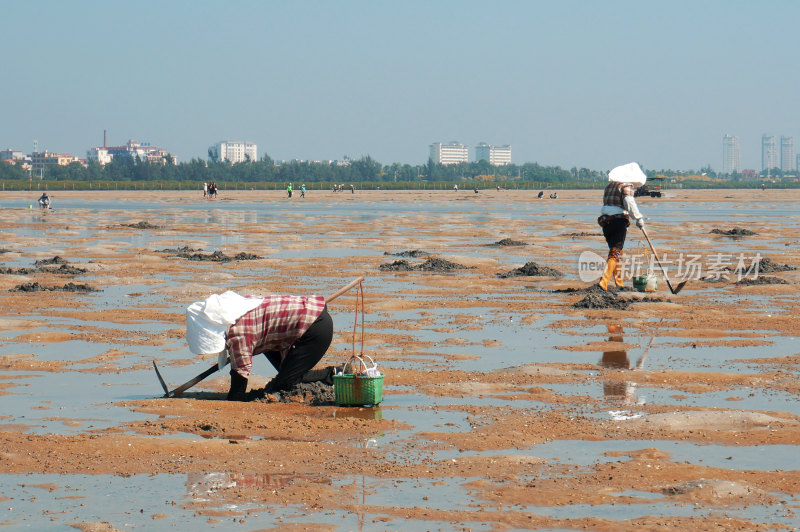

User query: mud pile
[47,264,87,275]
[488,238,527,246]
[711,227,757,236]
[383,249,430,257]
[1,257,86,276]
[159,246,262,262]
[34,256,68,267]
[753,257,796,273]
[122,221,161,229]
[0,266,34,275]
[555,285,634,294]
[10,282,98,293]
[252,382,335,405]
[736,276,789,285]
[498,261,563,278]
[562,232,602,237]
[380,257,473,272]
[571,285,665,309]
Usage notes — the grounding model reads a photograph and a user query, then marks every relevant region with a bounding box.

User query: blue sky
[2,0,798,172]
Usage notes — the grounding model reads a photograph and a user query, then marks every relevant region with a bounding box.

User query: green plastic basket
[333,374,384,406]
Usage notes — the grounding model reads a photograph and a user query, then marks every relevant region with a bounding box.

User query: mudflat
[1,188,798,530]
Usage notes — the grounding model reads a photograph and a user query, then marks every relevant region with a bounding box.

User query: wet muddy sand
[0,189,799,530]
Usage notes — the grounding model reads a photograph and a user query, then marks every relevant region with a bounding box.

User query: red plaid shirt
[226,295,325,377]
[602,181,635,208]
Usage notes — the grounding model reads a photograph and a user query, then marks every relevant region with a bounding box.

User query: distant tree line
[0,154,608,185]
[1,153,794,187]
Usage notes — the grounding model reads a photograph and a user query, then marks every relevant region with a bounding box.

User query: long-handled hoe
[152,276,365,398]
[640,226,687,295]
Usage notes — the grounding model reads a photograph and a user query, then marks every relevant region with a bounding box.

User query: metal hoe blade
[152,360,171,398]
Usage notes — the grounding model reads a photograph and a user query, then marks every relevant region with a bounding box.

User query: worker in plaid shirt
[226,294,335,401]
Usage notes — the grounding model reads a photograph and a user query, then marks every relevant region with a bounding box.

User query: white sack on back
[186,291,264,355]
[609,162,647,185]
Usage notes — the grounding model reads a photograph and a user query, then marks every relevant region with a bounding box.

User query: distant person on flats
[596,162,646,291]
[186,291,338,401]
[287,183,293,198]
[38,192,51,209]
[203,182,208,198]
[537,190,544,198]
[301,184,306,198]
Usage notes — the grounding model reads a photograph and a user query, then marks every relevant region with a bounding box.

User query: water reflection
[186,471,329,495]
[598,325,652,405]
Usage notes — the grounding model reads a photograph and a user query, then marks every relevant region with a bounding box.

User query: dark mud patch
[555,285,635,294]
[751,257,796,273]
[34,256,68,267]
[571,287,666,310]
[710,227,757,237]
[562,232,602,238]
[736,276,789,286]
[122,221,161,229]
[158,246,262,262]
[487,238,528,247]
[10,282,99,293]
[1,258,86,276]
[0,249,11,254]
[251,382,335,406]
[0,267,35,275]
[380,257,474,272]
[383,249,430,258]
[45,264,87,275]
[498,261,563,278]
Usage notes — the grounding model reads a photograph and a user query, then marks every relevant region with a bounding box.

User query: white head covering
[609,162,647,185]
[185,291,264,355]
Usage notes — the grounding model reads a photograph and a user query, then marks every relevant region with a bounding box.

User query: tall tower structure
[722,134,740,174]
[780,136,794,172]
[762,135,778,171]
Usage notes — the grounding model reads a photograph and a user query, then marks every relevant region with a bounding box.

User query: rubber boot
[613,249,624,288]
[227,370,248,401]
[598,249,621,291]
[300,365,343,386]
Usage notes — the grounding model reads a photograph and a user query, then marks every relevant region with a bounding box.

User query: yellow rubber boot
[613,250,624,288]
[598,256,618,291]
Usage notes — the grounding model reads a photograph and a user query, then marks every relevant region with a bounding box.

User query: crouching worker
[186,291,337,401]
[596,162,647,290]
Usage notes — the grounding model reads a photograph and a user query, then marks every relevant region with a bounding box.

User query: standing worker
[287,183,293,198]
[186,291,338,401]
[596,162,647,290]
[301,184,306,198]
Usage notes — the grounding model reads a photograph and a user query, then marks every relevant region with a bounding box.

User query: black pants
[602,217,629,251]
[263,306,333,391]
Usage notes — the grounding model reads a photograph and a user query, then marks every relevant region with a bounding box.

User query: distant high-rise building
[429,142,468,165]
[209,141,257,164]
[722,134,740,174]
[780,136,794,171]
[762,135,778,171]
[475,143,512,166]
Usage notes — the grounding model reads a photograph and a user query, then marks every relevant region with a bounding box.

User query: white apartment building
[780,136,794,172]
[210,141,257,163]
[762,135,779,171]
[722,134,740,174]
[475,142,512,166]
[87,140,174,165]
[430,142,468,165]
